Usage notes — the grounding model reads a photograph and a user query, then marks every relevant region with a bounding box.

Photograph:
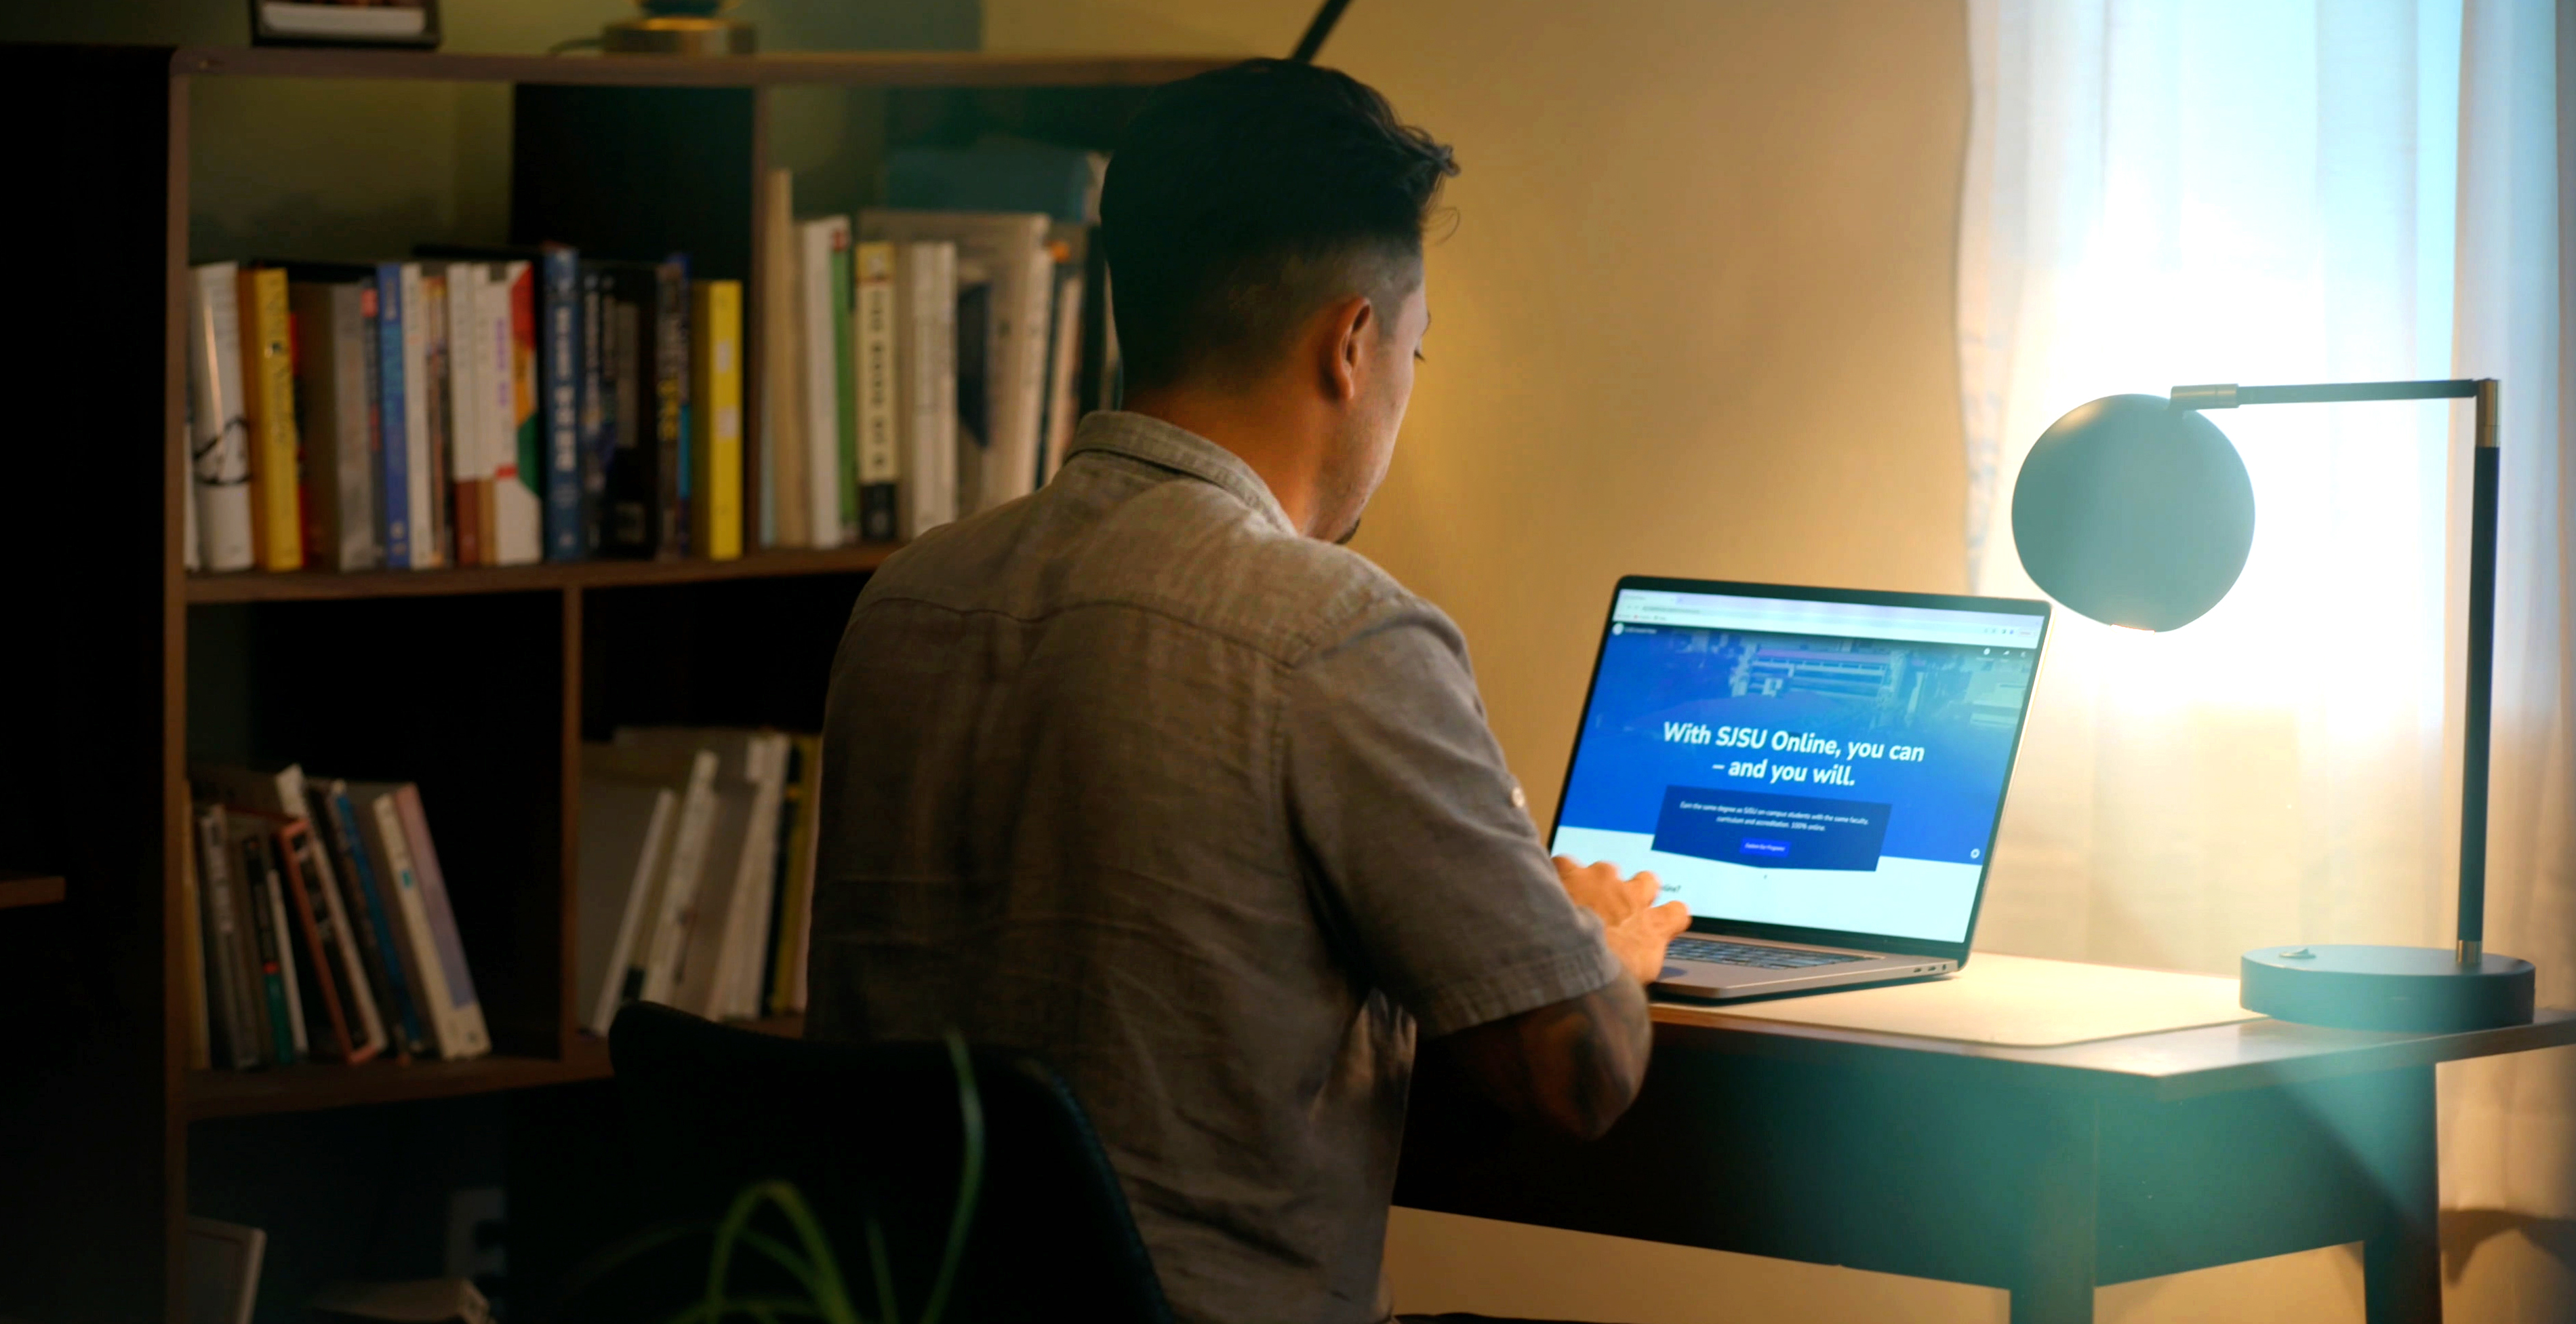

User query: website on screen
[1548,590,2042,943]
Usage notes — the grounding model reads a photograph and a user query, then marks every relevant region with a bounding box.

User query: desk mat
[1658,952,2261,1047]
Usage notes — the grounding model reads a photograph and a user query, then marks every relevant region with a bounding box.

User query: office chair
[603,1002,1173,1324]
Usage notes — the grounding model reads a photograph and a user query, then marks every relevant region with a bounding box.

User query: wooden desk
[1394,958,2576,1324]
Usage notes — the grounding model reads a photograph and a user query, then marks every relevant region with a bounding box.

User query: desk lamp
[2011,379,2535,1031]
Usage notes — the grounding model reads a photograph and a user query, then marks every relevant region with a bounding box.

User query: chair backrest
[603,1003,1172,1324]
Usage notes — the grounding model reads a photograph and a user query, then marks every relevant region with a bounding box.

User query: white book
[1041,268,1086,487]
[613,728,789,1020]
[639,748,723,1007]
[893,241,958,539]
[577,745,688,1036]
[445,266,487,563]
[350,785,464,1058]
[187,263,256,573]
[762,169,807,549]
[488,262,544,567]
[860,210,1051,517]
[397,263,440,567]
[184,1217,266,1324]
[798,216,851,547]
[854,240,899,540]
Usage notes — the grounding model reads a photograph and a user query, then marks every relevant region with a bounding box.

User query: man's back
[808,413,1620,1324]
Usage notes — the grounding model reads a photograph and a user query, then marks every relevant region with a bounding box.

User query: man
[809,58,1689,1324]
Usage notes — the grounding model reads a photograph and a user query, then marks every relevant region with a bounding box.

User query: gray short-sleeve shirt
[807,412,1624,1324]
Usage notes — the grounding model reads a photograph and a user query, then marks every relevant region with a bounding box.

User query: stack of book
[186,151,1116,576]
[186,765,489,1070]
[576,728,825,1035]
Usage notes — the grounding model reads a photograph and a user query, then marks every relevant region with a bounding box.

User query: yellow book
[691,279,744,561]
[237,265,304,571]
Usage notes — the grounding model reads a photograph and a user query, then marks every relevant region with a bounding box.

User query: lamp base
[603,17,756,55]
[2242,944,2534,1032]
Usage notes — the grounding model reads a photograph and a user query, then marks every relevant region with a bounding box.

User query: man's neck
[1121,384,1330,538]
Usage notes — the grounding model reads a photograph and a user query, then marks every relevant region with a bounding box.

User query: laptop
[1547,577,2051,1000]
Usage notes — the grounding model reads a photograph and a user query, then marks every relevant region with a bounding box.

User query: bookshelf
[0,42,1224,1324]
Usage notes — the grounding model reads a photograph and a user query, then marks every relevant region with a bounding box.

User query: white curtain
[1958,0,2572,1220]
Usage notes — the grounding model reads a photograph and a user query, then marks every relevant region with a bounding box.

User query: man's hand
[1554,856,1690,986]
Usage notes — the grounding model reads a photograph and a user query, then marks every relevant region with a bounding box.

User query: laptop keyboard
[1668,937,1868,970]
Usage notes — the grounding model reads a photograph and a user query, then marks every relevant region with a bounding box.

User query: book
[229,816,300,1064]
[490,261,544,566]
[287,277,380,571]
[581,264,610,556]
[577,746,685,1036]
[766,733,824,1016]
[419,269,454,567]
[614,728,788,1020]
[861,210,1053,517]
[442,264,489,567]
[636,747,721,1009]
[373,263,414,569]
[853,240,899,541]
[1079,231,1121,417]
[397,262,440,568]
[1037,228,1088,487]
[761,169,807,550]
[541,245,585,563]
[691,279,745,561]
[598,260,685,558]
[317,779,428,1059]
[187,264,257,573]
[796,217,853,547]
[184,1218,267,1324]
[262,816,359,1063]
[655,258,693,559]
[348,784,477,1059]
[393,784,491,1059]
[195,807,262,1070]
[237,265,304,571]
[893,241,959,539]
[182,786,211,1072]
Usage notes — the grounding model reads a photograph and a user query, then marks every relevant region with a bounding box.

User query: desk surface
[1648,954,2576,1101]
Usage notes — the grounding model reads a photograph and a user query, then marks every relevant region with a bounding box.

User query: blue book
[542,245,585,562]
[325,783,429,1058]
[374,262,411,569]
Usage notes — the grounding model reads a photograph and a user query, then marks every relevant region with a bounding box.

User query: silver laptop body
[1546,578,2051,1002]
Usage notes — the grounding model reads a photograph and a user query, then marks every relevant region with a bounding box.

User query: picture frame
[248,0,442,49]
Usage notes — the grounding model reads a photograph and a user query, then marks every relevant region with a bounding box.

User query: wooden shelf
[188,1014,805,1120]
[184,544,898,604]
[0,873,64,910]
[172,47,1232,89]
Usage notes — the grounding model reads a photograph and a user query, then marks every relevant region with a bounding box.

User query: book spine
[188,263,256,573]
[374,264,413,569]
[656,258,691,559]
[898,242,959,540]
[582,265,609,556]
[1041,266,1085,487]
[363,790,458,1058]
[287,281,378,571]
[799,220,848,548]
[237,266,304,571]
[446,268,487,567]
[399,263,439,568]
[830,241,861,543]
[691,280,744,561]
[604,278,653,557]
[642,751,722,1007]
[327,786,427,1058]
[298,785,388,1060]
[237,831,299,1063]
[393,786,490,1059]
[424,270,456,568]
[181,788,211,1070]
[854,241,898,542]
[542,246,584,562]
[196,809,261,1070]
[761,169,806,550]
[494,263,544,567]
[275,820,357,1062]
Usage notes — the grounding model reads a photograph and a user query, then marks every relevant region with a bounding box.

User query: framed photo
[249,0,442,49]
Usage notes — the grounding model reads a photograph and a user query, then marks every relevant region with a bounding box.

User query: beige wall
[991,0,1971,818]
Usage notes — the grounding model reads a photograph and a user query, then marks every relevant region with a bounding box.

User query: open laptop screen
[1547,580,2049,946]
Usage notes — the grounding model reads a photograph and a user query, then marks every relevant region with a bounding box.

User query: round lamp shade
[2011,394,2257,631]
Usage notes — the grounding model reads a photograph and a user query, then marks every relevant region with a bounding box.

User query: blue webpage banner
[1652,786,1891,872]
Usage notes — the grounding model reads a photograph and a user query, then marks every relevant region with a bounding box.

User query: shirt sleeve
[1281,601,1626,1039]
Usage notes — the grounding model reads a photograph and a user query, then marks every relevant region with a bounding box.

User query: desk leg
[2009,1098,2099,1324]
[2357,1066,2440,1324]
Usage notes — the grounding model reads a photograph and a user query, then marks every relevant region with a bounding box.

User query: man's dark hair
[1102,59,1458,393]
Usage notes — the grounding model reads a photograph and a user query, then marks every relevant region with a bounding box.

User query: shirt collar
[1065,412,1300,537]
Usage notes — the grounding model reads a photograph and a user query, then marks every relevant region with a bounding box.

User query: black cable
[1290,0,1356,62]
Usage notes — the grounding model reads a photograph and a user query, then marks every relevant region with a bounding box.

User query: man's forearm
[1432,975,1654,1142]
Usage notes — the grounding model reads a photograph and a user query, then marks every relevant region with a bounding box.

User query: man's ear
[1319,295,1375,405]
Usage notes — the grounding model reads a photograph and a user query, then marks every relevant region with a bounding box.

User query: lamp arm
[2169,378,2501,964]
